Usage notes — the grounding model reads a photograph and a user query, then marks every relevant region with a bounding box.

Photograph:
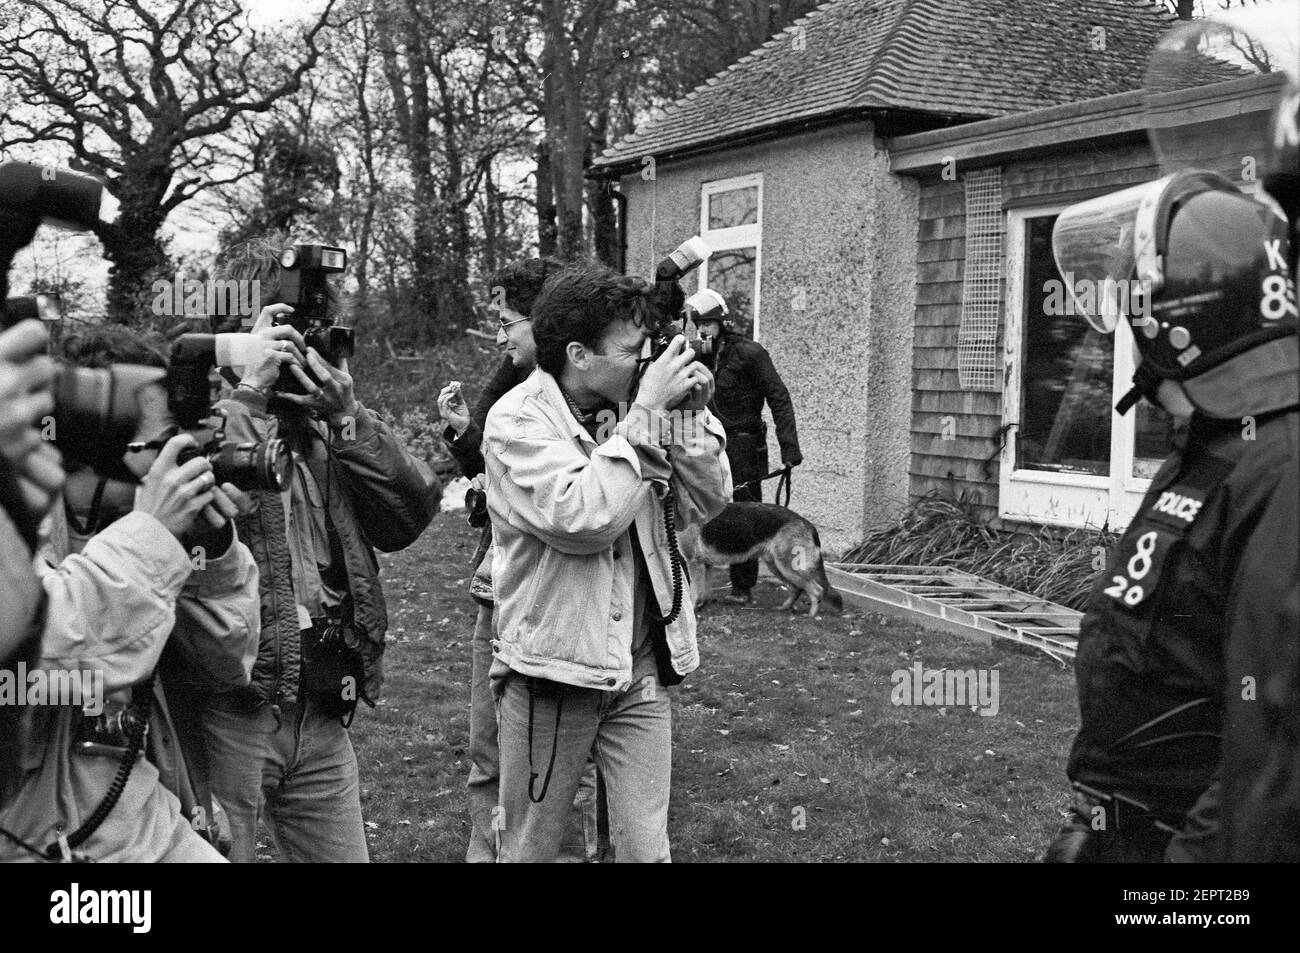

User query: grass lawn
[340,515,1080,863]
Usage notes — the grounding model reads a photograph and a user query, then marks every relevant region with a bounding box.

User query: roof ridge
[847,0,926,109]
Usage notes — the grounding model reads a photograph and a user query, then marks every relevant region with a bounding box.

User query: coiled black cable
[645,483,685,626]
[41,675,154,861]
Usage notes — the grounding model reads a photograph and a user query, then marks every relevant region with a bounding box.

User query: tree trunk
[102,165,171,324]
[484,161,500,276]
[541,0,586,259]
[587,109,617,267]
[536,140,558,256]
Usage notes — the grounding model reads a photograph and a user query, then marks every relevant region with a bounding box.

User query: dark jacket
[444,356,529,580]
[445,356,528,479]
[1066,406,1298,858]
[216,390,442,707]
[708,332,801,481]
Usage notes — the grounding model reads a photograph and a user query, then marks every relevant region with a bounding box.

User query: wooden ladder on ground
[825,563,1081,663]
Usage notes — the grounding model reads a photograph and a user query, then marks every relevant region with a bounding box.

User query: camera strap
[63,474,112,537]
[0,675,153,863]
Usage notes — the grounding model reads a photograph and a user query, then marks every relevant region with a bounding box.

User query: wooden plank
[916,238,965,263]
[915,281,964,305]
[919,189,966,219]
[910,433,1000,459]
[916,216,965,242]
[913,325,958,348]
[912,410,1002,432]
[912,348,966,370]
[914,307,964,327]
[912,390,1003,415]
[916,259,963,283]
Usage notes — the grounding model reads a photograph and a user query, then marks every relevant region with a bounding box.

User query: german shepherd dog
[681,502,843,616]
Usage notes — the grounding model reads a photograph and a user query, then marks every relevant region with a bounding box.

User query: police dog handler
[483,262,731,862]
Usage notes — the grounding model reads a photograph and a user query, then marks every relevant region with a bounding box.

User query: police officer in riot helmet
[1045,3,1299,862]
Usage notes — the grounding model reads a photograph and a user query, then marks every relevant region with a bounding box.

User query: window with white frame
[699,174,762,339]
[1000,204,1178,531]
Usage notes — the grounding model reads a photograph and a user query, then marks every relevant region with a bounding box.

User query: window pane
[1133,401,1176,479]
[706,248,757,338]
[1017,215,1113,476]
[708,186,759,229]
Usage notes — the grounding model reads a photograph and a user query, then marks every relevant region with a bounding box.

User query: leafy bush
[383,406,452,474]
[843,489,1116,610]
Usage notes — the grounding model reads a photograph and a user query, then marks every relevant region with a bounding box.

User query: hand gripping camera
[273,243,354,394]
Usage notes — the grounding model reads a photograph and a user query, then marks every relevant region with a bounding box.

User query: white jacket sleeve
[36,510,192,695]
[667,408,732,531]
[485,399,673,556]
[171,526,260,689]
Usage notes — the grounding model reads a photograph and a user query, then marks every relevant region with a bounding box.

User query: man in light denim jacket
[484,262,731,862]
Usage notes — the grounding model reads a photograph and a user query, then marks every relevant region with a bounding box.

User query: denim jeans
[201,696,369,863]
[466,602,600,862]
[496,652,672,863]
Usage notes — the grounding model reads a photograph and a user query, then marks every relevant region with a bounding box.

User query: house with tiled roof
[590,0,1282,548]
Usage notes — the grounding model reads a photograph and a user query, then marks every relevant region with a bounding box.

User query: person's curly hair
[210,232,339,332]
[487,256,567,317]
[58,323,169,369]
[531,262,652,377]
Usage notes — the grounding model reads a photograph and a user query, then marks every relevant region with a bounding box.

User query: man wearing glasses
[482,261,731,862]
[437,257,605,862]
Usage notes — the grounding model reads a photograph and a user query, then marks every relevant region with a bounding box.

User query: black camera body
[275,244,354,394]
[4,293,62,323]
[165,334,292,492]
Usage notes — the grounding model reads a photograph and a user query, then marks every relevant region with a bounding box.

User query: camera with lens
[0,160,290,495]
[274,243,354,394]
[50,333,292,492]
[647,236,713,362]
[465,484,489,528]
[73,695,150,758]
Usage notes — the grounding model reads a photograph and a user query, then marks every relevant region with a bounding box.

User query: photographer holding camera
[198,237,442,863]
[1,318,66,807]
[483,261,731,863]
[436,256,601,863]
[0,324,260,863]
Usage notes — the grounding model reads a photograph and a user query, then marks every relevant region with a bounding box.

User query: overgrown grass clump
[842,490,1115,611]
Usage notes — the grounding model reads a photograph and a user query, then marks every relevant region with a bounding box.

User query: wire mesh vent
[958,167,1004,391]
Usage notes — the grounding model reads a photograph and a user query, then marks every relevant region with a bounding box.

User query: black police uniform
[707,331,801,593]
[1052,402,1299,861]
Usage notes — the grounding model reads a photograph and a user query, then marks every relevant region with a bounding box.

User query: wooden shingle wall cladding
[909,141,1162,521]
[911,176,1001,518]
